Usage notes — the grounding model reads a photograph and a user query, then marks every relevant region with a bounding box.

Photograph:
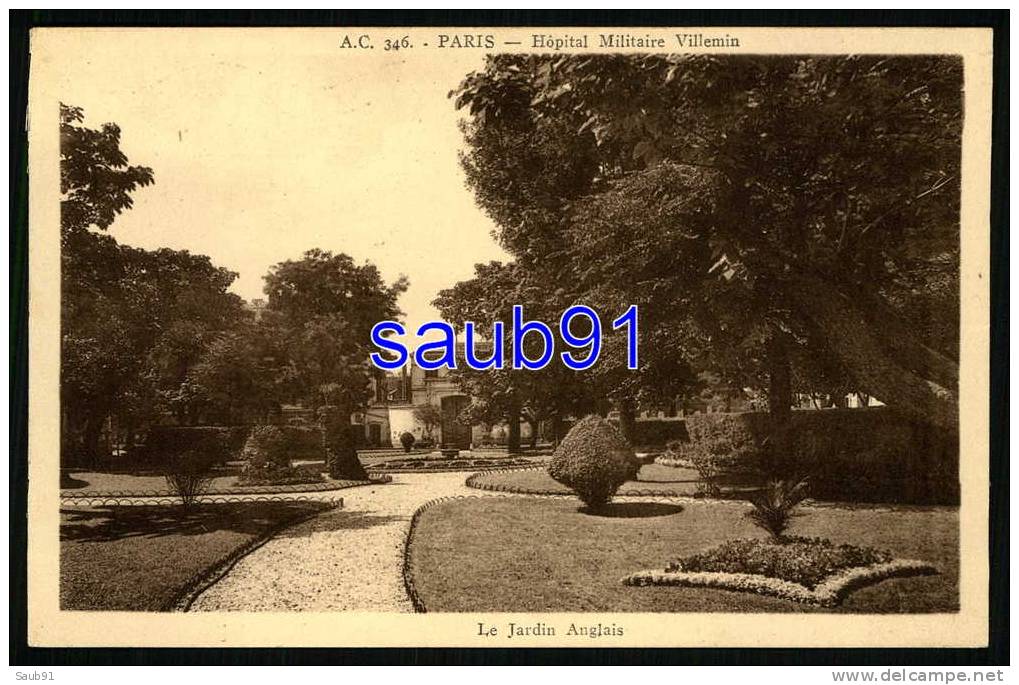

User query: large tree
[60,105,247,465]
[452,55,961,438]
[261,249,407,477]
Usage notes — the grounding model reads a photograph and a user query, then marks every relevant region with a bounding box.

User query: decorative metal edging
[60,493,350,508]
[60,475,390,506]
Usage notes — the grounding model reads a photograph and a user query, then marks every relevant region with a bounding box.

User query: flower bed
[236,462,325,486]
[623,537,937,606]
[369,456,537,472]
[667,537,891,588]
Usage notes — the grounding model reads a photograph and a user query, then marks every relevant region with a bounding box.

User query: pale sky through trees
[48,29,509,334]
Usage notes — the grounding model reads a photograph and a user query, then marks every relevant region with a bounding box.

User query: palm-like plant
[745,478,810,542]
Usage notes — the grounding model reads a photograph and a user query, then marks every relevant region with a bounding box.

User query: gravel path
[188,472,488,612]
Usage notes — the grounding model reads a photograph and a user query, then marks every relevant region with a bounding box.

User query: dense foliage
[60,105,405,470]
[451,55,962,436]
[663,408,959,504]
[142,426,249,466]
[60,106,250,466]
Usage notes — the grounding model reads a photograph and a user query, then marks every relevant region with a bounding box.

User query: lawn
[61,464,371,495]
[62,469,241,494]
[60,500,333,610]
[407,497,959,613]
[468,463,712,497]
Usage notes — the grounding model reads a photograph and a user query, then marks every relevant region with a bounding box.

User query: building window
[424,370,438,379]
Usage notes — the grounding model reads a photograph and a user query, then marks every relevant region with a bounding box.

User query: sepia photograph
[16,20,1000,657]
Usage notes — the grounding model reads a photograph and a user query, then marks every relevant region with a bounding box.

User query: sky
[45,28,510,333]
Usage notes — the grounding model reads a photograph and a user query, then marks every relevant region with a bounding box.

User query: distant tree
[261,249,407,477]
[412,404,443,441]
[181,323,283,425]
[433,260,596,450]
[60,105,246,466]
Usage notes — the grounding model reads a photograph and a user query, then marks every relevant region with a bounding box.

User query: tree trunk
[766,331,793,475]
[81,414,106,470]
[526,417,539,449]
[318,404,369,480]
[550,411,564,447]
[507,404,522,454]
[617,399,637,446]
[781,274,958,432]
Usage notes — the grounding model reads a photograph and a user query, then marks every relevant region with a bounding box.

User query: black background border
[9,9,1009,667]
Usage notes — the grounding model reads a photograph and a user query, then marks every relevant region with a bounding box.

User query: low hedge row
[141,425,327,466]
[141,426,250,465]
[665,408,958,505]
[629,419,690,447]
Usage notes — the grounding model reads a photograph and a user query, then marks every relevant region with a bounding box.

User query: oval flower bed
[623,537,937,607]
[369,456,537,472]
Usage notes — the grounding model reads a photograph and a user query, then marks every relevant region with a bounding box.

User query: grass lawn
[62,470,241,493]
[61,464,369,495]
[60,500,333,610]
[468,463,710,497]
[408,497,958,613]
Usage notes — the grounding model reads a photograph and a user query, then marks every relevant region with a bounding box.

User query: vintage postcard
[26,25,993,649]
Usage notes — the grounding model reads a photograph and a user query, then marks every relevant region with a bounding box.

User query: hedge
[665,408,958,505]
[278,425,323,459]
[142,426,251,465]
[140,425,327,467]
[630,419,690,447]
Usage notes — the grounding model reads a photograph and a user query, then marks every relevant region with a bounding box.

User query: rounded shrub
[399,431,416,453]
[241,425,290,470]
[547,415,638,509]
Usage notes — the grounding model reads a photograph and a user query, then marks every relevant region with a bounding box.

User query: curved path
[188,472,495,612]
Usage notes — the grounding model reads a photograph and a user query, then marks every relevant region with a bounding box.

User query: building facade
[360,360,533,449]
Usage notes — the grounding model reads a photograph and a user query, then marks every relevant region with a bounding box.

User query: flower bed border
[622,559,937,607]
[401,495,463,613]
[170,497,344,612]
[60,475,391,507]
[654,454,696,469]
[464,466,703,498]
[369,459,539,474]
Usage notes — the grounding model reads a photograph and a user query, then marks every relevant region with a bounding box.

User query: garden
[56,54,963,617]
[404,415,959,614]
[60,499,336,611]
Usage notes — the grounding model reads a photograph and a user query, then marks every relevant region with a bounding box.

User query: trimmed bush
[163,449,217,507]
[143,426,249,466]
[399,431,415,453]
[242,425,290,470]
[239,425,323,484]
[279,425,323,459]
[547,415,639,509]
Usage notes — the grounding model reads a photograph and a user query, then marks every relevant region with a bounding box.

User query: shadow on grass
[580,502,684,518]
[60,501,334,543]
[635,477,701,484]
[275,509,405,536]
[60,473,91,490]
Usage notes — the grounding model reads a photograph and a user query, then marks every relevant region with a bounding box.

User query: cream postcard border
[26,26,993,648]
